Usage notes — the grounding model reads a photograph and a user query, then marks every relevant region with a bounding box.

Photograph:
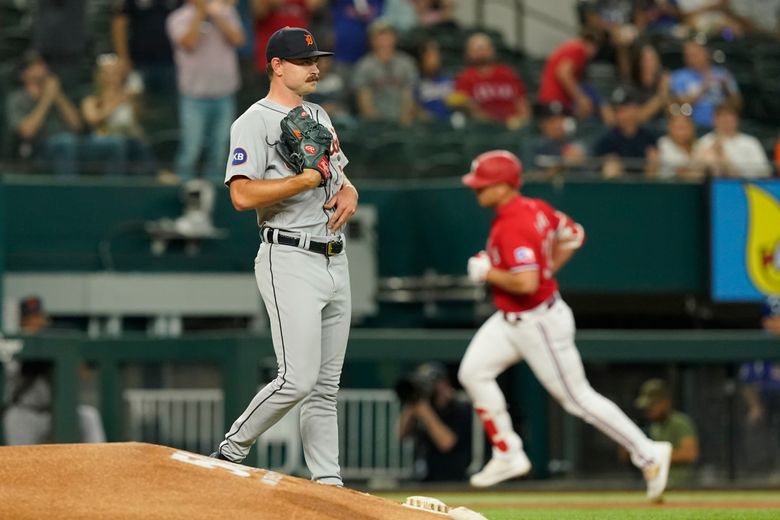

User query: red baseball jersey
[455,65,526,122]
[537,39,588,107]
[487,195,566,312]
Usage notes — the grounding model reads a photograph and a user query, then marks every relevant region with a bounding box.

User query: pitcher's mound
[0,442,441,520]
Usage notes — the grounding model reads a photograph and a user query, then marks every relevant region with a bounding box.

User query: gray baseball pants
[218,241,351,485]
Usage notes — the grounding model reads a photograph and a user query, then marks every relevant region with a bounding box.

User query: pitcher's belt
[261,227,344,256]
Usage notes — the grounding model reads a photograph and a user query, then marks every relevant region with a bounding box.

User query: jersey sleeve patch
[231,147,248,166]
[513,246,536,265]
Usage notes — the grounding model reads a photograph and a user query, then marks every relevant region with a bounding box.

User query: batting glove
[467,251,492,283]
[554,211,585,250]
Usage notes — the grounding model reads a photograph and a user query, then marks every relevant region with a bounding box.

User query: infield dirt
[0,442,441,520]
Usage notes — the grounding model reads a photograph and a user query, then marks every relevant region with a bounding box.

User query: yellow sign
[745,184,780,294]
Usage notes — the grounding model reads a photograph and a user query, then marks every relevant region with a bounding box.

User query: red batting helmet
[461,150,522,189]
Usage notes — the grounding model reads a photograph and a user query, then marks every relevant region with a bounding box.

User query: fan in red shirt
[454,33,530,129]
[537,29,601,119]
[457,150,672,501]
[253,0,326,71]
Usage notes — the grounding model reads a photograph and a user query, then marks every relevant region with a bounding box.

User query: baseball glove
[276,106,332,186]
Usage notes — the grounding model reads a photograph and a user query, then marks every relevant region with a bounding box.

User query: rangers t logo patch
[231,147,247,165]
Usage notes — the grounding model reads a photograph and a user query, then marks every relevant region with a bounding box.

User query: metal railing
[337,389,415,480]
[473,0,578,48]
[123,388,484,480]
[124,389,224,456]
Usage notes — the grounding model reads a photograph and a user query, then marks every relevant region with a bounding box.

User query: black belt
[261,227,344,257]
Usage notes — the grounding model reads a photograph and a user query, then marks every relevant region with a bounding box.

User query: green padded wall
[1,177,706,294]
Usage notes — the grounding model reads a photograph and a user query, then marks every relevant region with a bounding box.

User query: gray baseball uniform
[217,98,351,485]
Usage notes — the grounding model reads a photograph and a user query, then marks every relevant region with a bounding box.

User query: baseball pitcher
[459,150,672,501]
[211,27,358,487]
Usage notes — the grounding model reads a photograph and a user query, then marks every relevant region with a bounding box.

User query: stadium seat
[87,0,119,56]
[657,41,683,71]
[518,56,547,95]
[753,42,780,65]
[463,124,525,160]
[0,0,27,31]
[413,151,468,178]
[147,129,180,168]
[362,136,416,179]
[586,62,619,100]
[333,129,370,177]
[431,24,471,51]
[440,48,465,76]
[407,124,468,176]
[573,118,607,156]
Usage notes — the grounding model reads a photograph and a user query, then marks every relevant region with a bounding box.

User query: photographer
[396,362,473,482]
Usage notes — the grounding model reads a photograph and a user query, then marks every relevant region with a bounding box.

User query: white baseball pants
[458,297,658,469]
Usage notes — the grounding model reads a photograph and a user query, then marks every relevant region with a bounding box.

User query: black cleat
[209,451,230,461]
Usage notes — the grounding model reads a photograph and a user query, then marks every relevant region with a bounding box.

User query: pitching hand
[324,184,358,231]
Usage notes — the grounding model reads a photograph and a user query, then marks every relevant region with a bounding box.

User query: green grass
[480,510,779,520]
[377,491,780,520]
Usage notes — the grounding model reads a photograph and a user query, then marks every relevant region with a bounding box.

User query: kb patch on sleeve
[232,147,248,166]
[513,246,536,265]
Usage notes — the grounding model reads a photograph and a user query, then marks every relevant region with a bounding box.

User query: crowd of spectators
[1,0,779,181]
[353,20,417,126]
[168,0,245,182]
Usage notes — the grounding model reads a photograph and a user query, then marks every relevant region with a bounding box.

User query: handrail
[520,1,579,36]
[473,0,578,52]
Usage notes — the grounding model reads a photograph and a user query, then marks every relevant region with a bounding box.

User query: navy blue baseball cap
[266,27,333,62]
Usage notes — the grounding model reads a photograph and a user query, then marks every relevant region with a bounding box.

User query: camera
[393,362,447,405]
[144,179,228,256]
[179,179,216,233]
